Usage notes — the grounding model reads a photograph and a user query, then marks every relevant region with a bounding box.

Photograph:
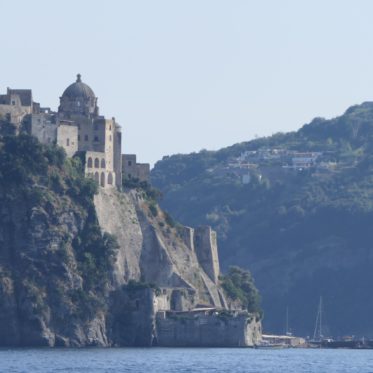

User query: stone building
[0,88,39,128]
[122,154,150,182]
[0,74,150,189]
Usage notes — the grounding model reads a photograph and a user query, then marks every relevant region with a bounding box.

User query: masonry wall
[113,126,122,188]
[122,154,137,179]
[29,114,58,144]
[122,154,150,182]
[194,226,220,284]
[0,102,32,126]
[57,124,78,157]
[156,312,262,347]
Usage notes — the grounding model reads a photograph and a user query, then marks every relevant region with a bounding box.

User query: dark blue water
[1,348,373,373]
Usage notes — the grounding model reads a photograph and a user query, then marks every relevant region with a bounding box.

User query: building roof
[61,74,96,100]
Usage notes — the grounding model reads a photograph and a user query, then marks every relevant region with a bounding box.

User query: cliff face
[0,134,261,347]
[94,188,226,309]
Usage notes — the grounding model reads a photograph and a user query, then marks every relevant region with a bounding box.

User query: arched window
[108,172,113,185]
[101,159,106,168]
[100,172,105,187]
[87,157,93,168]
[94,158,99,168]
[66,138,70,146]
[94,172,99,184]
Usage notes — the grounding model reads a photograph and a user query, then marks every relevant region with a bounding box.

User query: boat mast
[313,296,323,340]
[286,306,290,335]
[319,297,322,338]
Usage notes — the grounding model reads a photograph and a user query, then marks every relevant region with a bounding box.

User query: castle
[0,74,150,187]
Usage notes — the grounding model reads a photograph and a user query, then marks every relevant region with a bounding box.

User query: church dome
[61,74,95,100]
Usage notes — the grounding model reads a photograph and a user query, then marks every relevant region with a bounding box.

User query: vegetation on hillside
[0,132,119,321]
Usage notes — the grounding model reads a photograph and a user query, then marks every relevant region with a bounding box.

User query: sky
[2,0,373,166]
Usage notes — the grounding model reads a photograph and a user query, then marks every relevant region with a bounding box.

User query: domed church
[57,74,122,188]
[0,74,150,188]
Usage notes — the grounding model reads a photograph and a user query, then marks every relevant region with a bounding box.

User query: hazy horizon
[3,0,373,166]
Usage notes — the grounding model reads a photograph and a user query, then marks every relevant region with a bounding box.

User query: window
[101,159,106,168]
[11,100,15,106]
[87,158,93,168]
[94,136,99,142]
[109,125,112,131]
[66,138,70,146]
[78,135,80,141]
[84,135,88,141]
[94,124,98,130]
[128,161,132,166]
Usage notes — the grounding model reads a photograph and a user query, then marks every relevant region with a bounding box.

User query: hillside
[151,101,373,337]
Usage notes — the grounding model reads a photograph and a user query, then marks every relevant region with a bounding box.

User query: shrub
[221,266,262,317]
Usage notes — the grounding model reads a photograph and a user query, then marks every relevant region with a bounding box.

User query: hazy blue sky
[2,1,373,165]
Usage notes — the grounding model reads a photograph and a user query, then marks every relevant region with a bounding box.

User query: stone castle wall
[56,124,78,158]
[156,310,262,347]
[29,114,58,144]
[122,154,150,182]
[0,96,33,126]
[180,226,220,284]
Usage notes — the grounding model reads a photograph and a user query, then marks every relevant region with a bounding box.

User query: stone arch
[94,172,99,184]
[94,158,100,168]
[87,157,93,168]
[101,158,106,168]
[108,172,113,185]
[100,172,105,187]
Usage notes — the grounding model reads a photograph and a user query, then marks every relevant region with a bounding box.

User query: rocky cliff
[0,133,261,346]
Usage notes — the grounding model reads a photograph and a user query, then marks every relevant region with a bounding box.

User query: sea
[1,348,373,373]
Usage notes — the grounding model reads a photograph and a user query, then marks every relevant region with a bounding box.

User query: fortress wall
[0,104,32,126]
[194,226,220,284]
[30,114,58,144]
[103,119,114,170]
[57,124,78,157]
[113,127,122,188]
[180,226,195,251]
[136,163,150,182]
[122,154,150,182]
[156,312,261,347]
